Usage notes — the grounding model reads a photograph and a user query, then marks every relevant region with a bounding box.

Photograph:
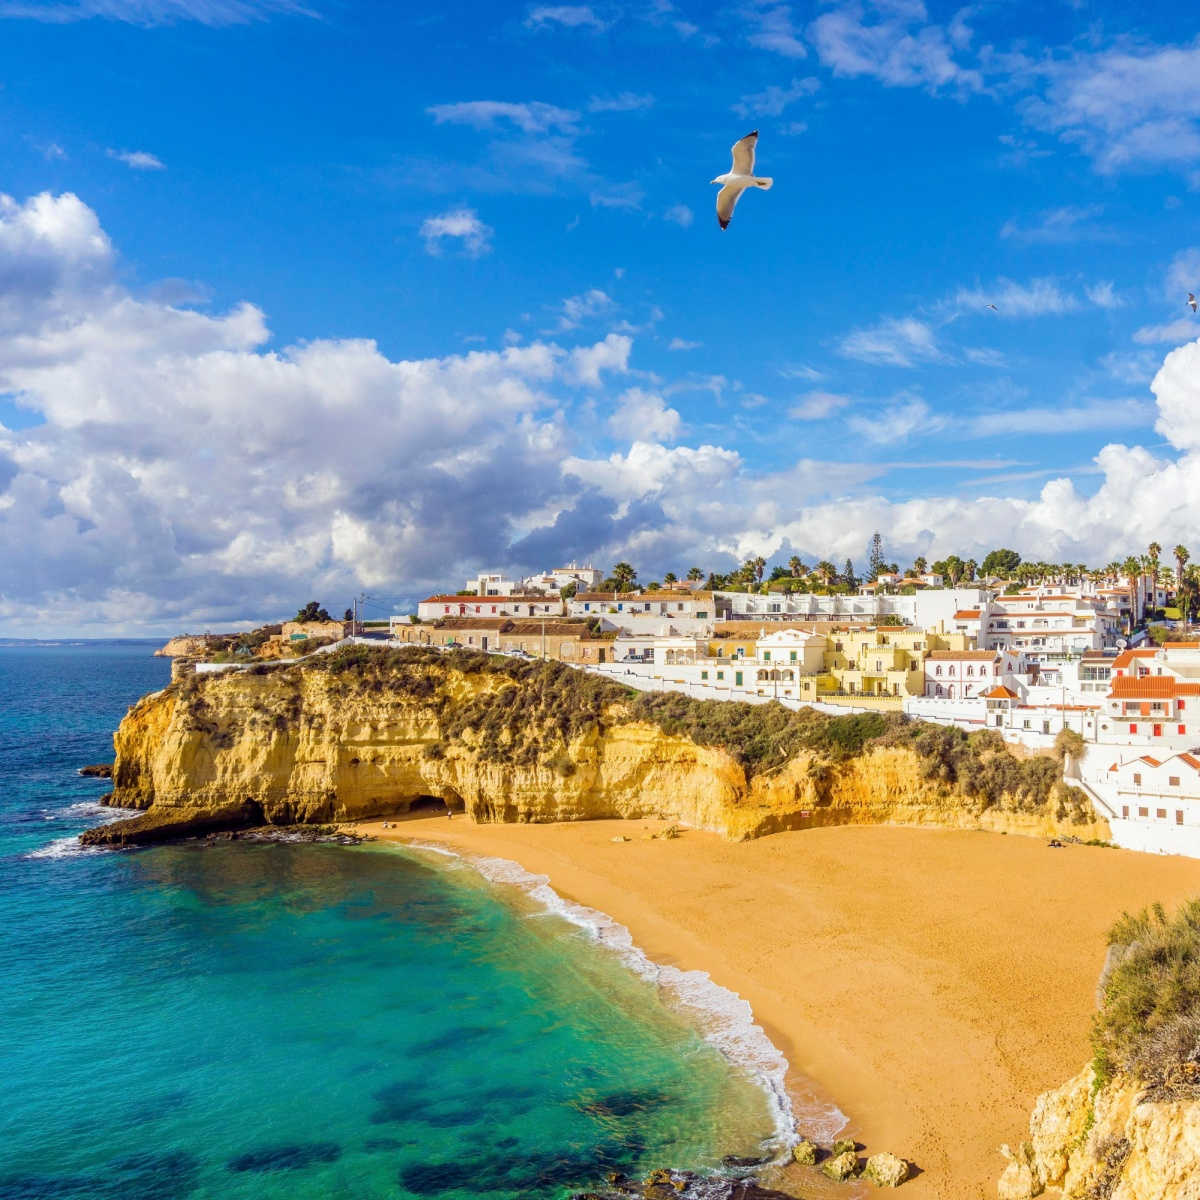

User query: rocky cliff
[999,1065,1200,1199]
[86,646,1107,847]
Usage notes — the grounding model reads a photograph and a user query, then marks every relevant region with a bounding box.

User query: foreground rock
[863,1151,909,1187]
[570,1167,799,1200]
[81,802,263,846]
[77,763,113,777]
[820,1150,858,1181]
[999,1063,1200,1199]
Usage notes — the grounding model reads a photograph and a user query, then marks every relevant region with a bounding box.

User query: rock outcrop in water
[85,646,1107,846]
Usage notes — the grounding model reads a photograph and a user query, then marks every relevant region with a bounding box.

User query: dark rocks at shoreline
[80,806,371,850]
[77,763,113,777]
[571,1168,802,1200]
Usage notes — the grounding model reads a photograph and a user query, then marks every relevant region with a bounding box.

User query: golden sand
[353,815,1200,1198]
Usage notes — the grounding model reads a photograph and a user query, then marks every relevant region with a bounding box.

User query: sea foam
[405,840,848,1156]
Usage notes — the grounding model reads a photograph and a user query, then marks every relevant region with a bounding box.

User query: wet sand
[353,815,1200,1198]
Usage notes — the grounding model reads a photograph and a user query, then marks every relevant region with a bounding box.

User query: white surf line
[398,837,850,1158]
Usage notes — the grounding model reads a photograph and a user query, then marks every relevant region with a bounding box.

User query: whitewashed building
[1098,751,1200,858]
[416,594,564,622]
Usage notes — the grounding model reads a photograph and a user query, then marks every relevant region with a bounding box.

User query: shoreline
[351,815,1200,1199]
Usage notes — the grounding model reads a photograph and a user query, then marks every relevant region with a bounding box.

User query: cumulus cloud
[953,277,1081,317]
[607,387,681,441]
[746,3,807,58]
[663,203,693,227]
[667,337,700,350]
[557,287,613,330]
[419,207,493,257]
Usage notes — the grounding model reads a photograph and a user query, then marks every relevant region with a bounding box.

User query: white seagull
[711,130,773,230]
[1189,292,1198,313]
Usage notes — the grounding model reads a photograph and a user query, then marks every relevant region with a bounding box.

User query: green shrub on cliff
[1093,898,1200,1094]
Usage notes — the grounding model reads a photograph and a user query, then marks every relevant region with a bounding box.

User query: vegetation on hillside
[176,646,1091,820]
[1093,900,1200,1097]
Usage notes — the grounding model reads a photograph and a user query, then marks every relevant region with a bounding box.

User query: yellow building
[822,628,972,698]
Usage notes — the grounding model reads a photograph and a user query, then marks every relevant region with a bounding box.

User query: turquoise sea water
[0,643,791,1199]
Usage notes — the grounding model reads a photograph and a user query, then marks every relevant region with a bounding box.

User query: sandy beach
[352,815,1200,1198]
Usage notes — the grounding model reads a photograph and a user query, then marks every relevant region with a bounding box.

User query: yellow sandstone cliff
[90,650,1109,845]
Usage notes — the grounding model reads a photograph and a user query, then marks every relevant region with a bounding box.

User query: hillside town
[380,548,1200,859]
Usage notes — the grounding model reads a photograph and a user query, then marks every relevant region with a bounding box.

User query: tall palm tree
[965,558,978,582]
[1175,545,1190,591]
[788,555,803,578]
[913,555,928,575]
[611,561,637,592]
[663,571,677,586]
[816,560,838,588]
[686,566,703,581]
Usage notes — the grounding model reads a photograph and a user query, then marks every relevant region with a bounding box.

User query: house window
[735,671,743,687]
[1178,810,1185,826]
[1122,805,1129,819]
[716,671,725,681]
[1180,725,1187,735]
[790,651,797,662]
[1133,773,1142,785]
[701,670,709,681]
[1169,775,1181,786]
[763,651,771,662]
[936,666,942,676]
[1157,808,1167,820]
[1130,723,1138,734]
[966,666,973,676]
[1138,806,1149,818]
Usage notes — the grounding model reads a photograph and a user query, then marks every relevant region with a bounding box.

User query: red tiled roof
[984,685,1019,699]
[1178,753,1200,771]
[1138,756,1163,768]
[1109,676,1200,699]
[421,595,556,605]
[954,610,982,619]
[926,650,1000,660]
[1112,648,1159,669]
[1163,642,1200,650]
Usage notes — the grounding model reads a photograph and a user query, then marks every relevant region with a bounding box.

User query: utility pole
[541,617,546,660]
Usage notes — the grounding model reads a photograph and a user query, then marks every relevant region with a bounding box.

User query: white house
[465,571,520,596]
[1103,751,1200,857]
[416,594,563,622]
[523,563,605,593]
[923,649,1023,699]
[755,629,827,675]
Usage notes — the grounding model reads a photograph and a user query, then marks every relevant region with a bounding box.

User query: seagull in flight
[1189,292,1197,313]
[985,303,998,311]
[711,130,773,230]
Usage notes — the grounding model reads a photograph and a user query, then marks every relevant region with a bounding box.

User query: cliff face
[999,1065,1200,1200]
[92,653,1108,845]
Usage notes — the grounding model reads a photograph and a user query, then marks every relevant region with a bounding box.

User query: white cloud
[0,0,309,24]
[1085,281,1121,309]
[1164,247,1200,300]
[999,205,1110,244]
[1020,39,1200,175]
[587,92,654,112]
[668,337,700,350]
[733,75,819,118]
[663,203,693,227]
[589,181,644,209]
[557,287,613,330]
[419,208,493,257]
[809,0,982,93]
[839,316,943,366]
[426,100,578,134]
[107,148,165,170]
[847,396,941,444]
[607,387,681,441]
[525,4,606,29]
[570,332,631,386]
[788,390,849,420]
[1134,318,1200,346]
[953,277,1081,317]
[746,3,808,58]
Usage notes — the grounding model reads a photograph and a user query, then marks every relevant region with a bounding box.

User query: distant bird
[985,303,999,311]
[711,130,773,230]
[1189,292,1197,313]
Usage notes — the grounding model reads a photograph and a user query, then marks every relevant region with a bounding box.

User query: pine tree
[867,531,884,581]
[843,558,858,589]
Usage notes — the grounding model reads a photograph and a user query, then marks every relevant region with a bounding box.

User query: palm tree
[788,555,803,578]
[611,561,637,592]
[816,560,838,588]
[686,566,703,582]
[965,558,978,582]
[913,555,928,575]
[1175,545,1190,591]
[663,571,677,586]
[753,555,766,583]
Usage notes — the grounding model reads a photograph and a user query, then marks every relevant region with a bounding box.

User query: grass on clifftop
[1093,899,1200,1096]
[177,646,1089,821]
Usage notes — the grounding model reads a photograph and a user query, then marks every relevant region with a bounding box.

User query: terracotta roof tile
[1112,648,1159,668]
[1109,677,1200,699]
[984,685,1019,698]
[954,610,982,619]
[926,650,1000,660]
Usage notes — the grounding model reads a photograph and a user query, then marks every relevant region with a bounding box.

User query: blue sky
[2,0,1200,633]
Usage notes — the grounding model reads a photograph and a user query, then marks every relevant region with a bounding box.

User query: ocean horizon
[0,642,814,1199]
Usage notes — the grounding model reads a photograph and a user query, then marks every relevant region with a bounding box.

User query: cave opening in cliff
[407,795,449,814]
